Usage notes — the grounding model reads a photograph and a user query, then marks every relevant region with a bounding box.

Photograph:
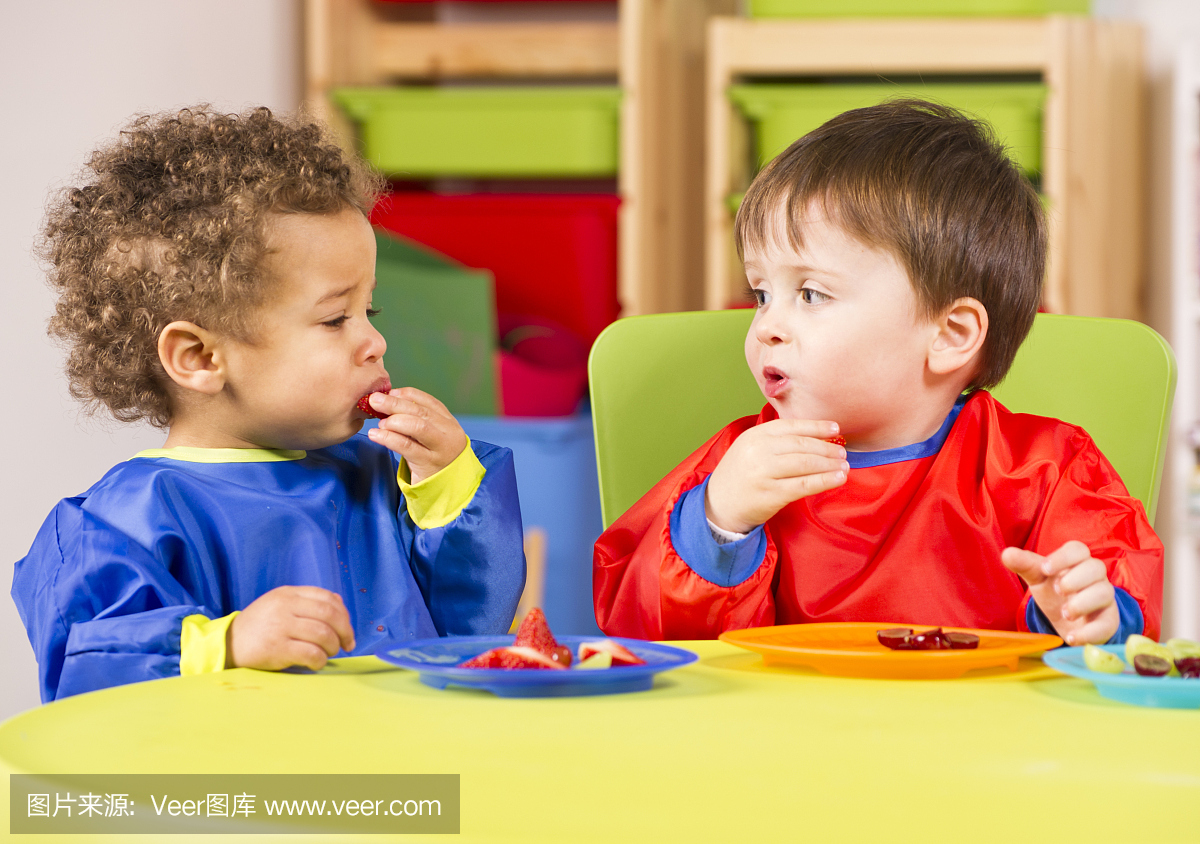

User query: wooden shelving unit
[704,16,1146,319]
[303,0,737,318]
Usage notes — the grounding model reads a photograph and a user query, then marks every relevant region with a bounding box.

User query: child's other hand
[705,419,848,535]
[227,586,356,671]
[366,387,469,484]
[1000,540,1119,646]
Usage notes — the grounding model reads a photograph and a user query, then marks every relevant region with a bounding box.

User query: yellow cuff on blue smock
[180,612,238,675]
[397,438,485,530]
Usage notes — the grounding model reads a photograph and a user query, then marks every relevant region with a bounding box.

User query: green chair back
[589,311,1175,528]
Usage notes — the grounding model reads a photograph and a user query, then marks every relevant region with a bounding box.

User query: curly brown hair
[42,105,384,428]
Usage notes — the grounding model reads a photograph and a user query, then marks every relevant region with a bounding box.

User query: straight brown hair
[734,98,1046,389]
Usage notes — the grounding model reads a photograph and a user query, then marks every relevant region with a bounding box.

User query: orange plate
[718,622,1063,679]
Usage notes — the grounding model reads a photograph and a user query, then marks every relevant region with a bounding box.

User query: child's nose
[361,322,387,362]
[754,306,791,344]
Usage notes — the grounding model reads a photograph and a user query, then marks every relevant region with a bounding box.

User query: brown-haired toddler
[594,100,1162,645]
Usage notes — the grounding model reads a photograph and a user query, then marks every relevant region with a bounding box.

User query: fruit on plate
[1166,637,1200,661]
[1177,656,1200,679]
[459,646,566,670]
[945,632,981,650]
[576,651,613,670]
[578,639,647,667]
[909,628,952,650]
[457,608,647,670]
[1082,644,1126,674]
[1124,633,1172,665]
[356,393,389,420]
[876,627,978,651]
[1133,654,1172,677]
[876,628,913,649]
[513,608,558,656]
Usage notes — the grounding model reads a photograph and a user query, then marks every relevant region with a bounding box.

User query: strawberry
[827,434,847,447]
[459,648,507,668]
[460,646,565,670]
[575,651,612,670]
[513,608,558,656]
[357,393,389,420]
[578,639,646,667]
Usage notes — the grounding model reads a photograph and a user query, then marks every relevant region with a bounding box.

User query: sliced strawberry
[513,608,558,656]
[827,434,846,447]
[357,393,389,420]
[459,647,507,668]
[459,645,567,670]
[578,639,646,667]
[575,651,612,670]
[498,646,567,669]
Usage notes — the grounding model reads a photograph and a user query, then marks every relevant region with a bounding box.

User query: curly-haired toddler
[13,106,526,701]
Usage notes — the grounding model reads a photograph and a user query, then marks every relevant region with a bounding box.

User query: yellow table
[1,641,1198,843]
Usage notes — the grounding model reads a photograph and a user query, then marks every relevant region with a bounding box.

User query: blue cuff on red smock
[1026,586,1144,644]
[669,477,767,587]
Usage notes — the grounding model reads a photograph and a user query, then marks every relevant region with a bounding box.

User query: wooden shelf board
[710,17,1050,76]
[373,22,619,79]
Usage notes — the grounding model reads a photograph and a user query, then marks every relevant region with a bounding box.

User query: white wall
[1092,0,1200,637]
[0,1,300,720]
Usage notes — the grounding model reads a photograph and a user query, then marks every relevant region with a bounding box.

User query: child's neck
[161,426,263,450]
[843,383,970,452]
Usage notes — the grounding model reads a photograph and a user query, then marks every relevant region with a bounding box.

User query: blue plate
[1042,644,1200,709]
[375,635,698,697]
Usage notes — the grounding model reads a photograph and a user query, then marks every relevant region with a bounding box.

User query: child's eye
[322,315,350,329]
[366,307,381,318]
[800,288,829,305]
[747,287,770,308]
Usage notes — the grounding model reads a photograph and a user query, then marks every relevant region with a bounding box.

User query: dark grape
[945,632,980,650]
[1133,654,1171,677]
[876,628,913,650]
[1175,656,1200,678]
[910,628,950,650]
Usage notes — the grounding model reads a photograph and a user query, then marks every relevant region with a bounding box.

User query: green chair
[589,310,1176,528]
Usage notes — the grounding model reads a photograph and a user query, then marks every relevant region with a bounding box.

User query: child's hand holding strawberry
[1001,540,1119,645]
[705,419,849,534]
[364,387,469,484]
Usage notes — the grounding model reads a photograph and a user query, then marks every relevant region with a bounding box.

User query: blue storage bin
[459,412,603,635]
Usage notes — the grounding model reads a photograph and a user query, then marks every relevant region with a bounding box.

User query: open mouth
[355,379,393,418]
[762,366,789,398]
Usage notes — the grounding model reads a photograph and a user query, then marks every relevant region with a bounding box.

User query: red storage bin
[370,193,620,345]
[497,314,589,416]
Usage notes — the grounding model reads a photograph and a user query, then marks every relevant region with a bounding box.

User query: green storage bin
[748,0,1088,16]
[333,86,620,178]
[729,82,1046,175]
[372,230,499,415]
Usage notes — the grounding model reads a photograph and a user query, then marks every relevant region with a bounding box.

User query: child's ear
[158,321,225,395]
[928,297,988,377]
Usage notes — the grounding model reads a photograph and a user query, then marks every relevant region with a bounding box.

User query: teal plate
[1043,644,1200,709]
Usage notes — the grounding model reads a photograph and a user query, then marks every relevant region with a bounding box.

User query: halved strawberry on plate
[459,646,566,670]
[578,639,647,667]
[513,608,558,656]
